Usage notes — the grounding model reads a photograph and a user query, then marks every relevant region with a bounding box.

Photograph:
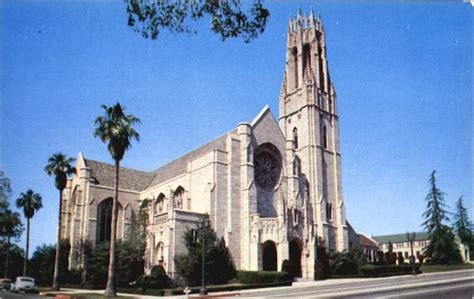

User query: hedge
[360,264,421,277]
[237,271,292,284]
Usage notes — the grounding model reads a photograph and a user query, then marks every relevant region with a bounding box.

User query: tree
[0,171,12,209]
[453,196,473,259]
[0,206,23,278]
[126,0,270,43]
[174,225,236,286]
[84,240,145,289]
[453,196,473,244]
[93,103,141,296]
[29,240,77,286]
[45,153,76,290]
[0,241,24,280]
[422,171,462,264]
[16,189,42,276]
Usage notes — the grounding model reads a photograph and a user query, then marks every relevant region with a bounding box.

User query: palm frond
[92,102,141,161]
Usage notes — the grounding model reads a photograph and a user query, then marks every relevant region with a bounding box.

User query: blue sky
[1,1,471,255]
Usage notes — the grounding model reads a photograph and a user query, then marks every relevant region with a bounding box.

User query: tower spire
[310,8,316,29]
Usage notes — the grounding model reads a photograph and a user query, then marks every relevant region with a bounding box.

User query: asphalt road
[238,269,473,298]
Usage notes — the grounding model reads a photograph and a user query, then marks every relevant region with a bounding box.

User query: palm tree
[45,153,76,290]
[93,103,140,296]
[16,189,42,276]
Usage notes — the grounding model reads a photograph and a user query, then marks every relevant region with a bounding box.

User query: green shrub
[237,271,291,284]
[314,245,330,280]
[329,247,367,276]
[359,264,421,277]
[136,265,175,293]
[280,259,292,278]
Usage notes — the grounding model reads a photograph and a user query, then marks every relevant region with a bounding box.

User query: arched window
[174,186,185,210]
[323,126,328,149]
[97,198,113,243]
[156,193,165,213]
[292,47,298,89]
[292,127,298,149]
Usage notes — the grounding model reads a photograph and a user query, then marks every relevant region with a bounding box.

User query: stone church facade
[61,11,357,279]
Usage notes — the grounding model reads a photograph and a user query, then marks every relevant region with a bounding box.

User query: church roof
[372,232,430,244]
[82,106,274,191]
[85,159,154,192]
[358,234,378,248]
[146,132,230,188]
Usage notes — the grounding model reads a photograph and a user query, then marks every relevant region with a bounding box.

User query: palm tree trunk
[105,160,120,296]
[23,217,30,276]
[4,236,10,278]
[52,189,63,290]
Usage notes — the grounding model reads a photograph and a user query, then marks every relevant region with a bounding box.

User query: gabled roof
[372,232,430,244]
[358,234,378,248]
[85,159,154,192]
[251,105,271,126]
[82,106,281,191]
[146,132,230,189]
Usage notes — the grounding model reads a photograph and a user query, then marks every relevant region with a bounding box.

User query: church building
[61,10,358,279]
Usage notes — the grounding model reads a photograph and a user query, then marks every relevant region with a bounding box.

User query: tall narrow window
[318,46,325,90]
[292,127,298,149]
[97,198,113,243]
[323,126,328,149]
[326,202,332,220]
[292,47,298,89]
[303,43,311,77]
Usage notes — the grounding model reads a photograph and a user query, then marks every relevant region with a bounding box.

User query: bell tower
[279,10,348,252]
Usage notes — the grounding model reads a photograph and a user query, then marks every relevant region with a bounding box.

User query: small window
[293,127,298,149]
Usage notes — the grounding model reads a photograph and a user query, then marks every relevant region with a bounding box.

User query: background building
[373,232,471,264]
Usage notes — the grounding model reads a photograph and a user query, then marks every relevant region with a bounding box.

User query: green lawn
[421,263,473,273]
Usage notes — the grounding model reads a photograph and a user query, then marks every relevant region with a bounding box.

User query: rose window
[254,151,281,190]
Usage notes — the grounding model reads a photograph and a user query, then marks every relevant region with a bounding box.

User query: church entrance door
[262,240,277,271]
[289,239,302,277]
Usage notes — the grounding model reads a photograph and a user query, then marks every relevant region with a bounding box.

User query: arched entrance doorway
[289,239,302,277]
[262,240,277,271]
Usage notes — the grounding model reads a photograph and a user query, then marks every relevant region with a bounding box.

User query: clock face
[254,151,281,190]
